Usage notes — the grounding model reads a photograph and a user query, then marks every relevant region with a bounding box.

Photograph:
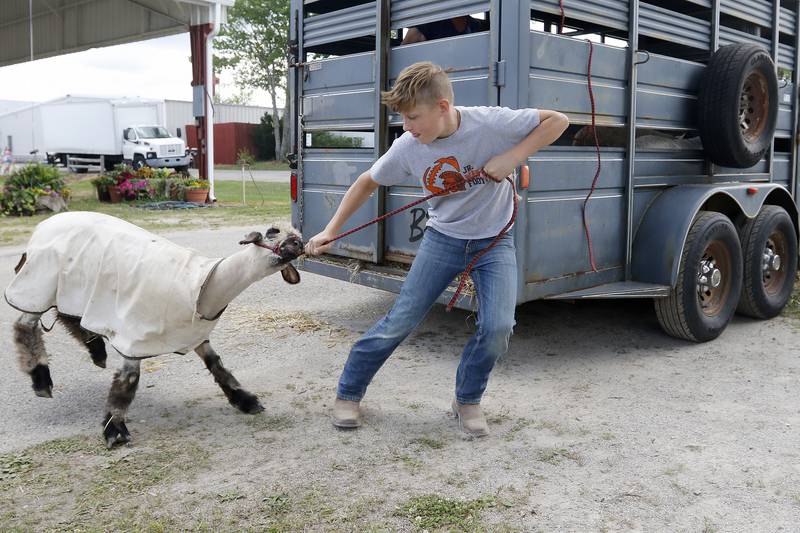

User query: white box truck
[0,96,191,172]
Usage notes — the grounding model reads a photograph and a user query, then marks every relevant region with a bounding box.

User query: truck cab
[122,125,190,171]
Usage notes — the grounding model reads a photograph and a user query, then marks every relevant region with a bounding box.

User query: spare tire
[698,43,778,168]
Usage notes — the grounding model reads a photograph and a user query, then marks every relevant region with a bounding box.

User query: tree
[213,85,254,106]
[214,0,289,160]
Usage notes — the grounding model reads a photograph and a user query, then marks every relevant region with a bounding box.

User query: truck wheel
[698,43,778,168]
[175,165,189,173]
[655,211,743,342]
[132,155,146,170]
[736,206,797,318]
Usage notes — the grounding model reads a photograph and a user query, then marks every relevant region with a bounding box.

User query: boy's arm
[305,171,381,256]
[483,109,569,181]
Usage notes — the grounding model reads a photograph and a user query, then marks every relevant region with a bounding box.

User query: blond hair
[381,61,454,113]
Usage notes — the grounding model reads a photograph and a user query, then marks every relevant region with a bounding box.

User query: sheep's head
[238,223,303,284]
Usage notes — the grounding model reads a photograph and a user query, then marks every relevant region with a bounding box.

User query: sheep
[5,211,303,448]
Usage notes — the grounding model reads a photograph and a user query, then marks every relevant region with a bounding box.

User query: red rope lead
[447,176,517,311]
[320,168,517,311]
[321,168,492,247]
[582,39,601,273]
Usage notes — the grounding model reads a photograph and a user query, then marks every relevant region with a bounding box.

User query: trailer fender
[632,184,797,287]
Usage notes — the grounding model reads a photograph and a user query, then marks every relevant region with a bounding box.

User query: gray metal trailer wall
[290,0,799,306]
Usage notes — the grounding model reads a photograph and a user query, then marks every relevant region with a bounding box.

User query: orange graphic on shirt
[423,156,466,195]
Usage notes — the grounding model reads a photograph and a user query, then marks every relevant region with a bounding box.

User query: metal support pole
[624,0,640,280]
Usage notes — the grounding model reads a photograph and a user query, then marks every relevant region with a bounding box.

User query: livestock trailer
[288,0,800,342]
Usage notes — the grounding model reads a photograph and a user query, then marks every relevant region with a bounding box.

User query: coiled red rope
[320,169,518,311]
[583,39,601,272]
[558,2,602,273]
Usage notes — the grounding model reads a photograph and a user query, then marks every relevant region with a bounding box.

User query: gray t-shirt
[370,105,540,239]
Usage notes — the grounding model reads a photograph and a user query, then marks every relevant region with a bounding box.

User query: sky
[0,33,279,108]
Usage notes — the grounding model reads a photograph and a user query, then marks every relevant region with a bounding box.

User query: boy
[306,61,568,437]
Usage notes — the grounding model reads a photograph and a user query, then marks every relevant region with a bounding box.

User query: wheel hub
[698,258,722,292]
[739,71,769,142]
[762,246,781,273]
[696,240,732,317]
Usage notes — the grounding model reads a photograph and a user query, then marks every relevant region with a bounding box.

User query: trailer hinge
[492,60,507,87]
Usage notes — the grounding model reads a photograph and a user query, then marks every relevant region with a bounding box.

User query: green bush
[1,163,70,216]
[253,112,284,160]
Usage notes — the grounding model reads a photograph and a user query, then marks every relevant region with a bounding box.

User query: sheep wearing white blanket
[5,211,303,448]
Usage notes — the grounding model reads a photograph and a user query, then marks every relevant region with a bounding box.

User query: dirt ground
[1,225,799,532]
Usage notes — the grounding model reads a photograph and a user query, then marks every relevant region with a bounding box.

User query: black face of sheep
[5,212,307,449]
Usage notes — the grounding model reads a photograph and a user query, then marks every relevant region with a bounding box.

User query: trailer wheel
[655,211,742,342]
[698,44,778,168]
[132,155,146,170]
[736,206,797,318]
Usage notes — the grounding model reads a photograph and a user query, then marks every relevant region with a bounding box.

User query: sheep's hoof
[31,364,53,398]
[230,389,264,414]
[102,413,132,449]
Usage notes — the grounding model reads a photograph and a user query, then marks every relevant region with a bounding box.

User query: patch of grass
[394,453,423,470]
[0,433,211,531]
[0,174,290,246]
[216,490,246,503]
[504,418,532,441]
[246,413,295,431]
[262,492,291,517]
[536,447,583,466]
[395,494,495,530]
[486,407,513,425]
[0,453,33,482]
[412,436,445,450]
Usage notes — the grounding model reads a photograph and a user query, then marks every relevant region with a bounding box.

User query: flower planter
[96,185,111,203]
[186,188,208,203]
[108,186,122,203]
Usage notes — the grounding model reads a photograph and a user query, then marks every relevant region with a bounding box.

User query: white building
[164,99,280,139]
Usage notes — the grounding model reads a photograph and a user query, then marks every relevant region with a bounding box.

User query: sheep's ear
[266,227,280,239]
[238,231,263,245]
[281,264,300,284]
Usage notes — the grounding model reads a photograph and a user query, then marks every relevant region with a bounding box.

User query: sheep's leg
[195,341,263,414]
[59,315,107,368]
[13,312,53,398]
[102,356,141,449]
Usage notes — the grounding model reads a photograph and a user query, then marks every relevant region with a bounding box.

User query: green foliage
[236,148,257,168]
[253,112,284,160]
[214,0,289,158]
[311,131,365,148]
[1,163,70,216]
[395,494,495,530]
[214,0,289,95]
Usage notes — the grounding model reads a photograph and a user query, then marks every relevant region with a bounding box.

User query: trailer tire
[736,205,797,318]
[698,44,778,168]
[655,211,742,342]
[132,155,146,170]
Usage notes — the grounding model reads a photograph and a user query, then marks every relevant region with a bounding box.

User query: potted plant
[90,174,116,202]
[185,179,209,203]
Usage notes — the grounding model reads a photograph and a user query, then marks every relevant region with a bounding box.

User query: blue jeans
[337,227,517,404]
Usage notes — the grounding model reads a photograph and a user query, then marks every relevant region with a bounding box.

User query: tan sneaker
[452,399,489,438]
[332,398,362,428]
